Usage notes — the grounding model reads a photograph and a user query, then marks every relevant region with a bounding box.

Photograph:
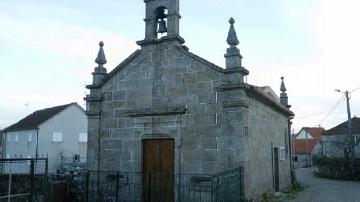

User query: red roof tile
[293,127,325,154]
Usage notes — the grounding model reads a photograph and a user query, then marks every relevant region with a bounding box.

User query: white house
[2,103,87,173]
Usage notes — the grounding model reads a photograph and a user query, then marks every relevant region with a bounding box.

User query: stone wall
[243,96,291,200]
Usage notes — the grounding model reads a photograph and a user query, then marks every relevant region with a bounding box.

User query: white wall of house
[322,134,360,158]
[3,129,38,159]
[38,104,87,172]
[2,104,87,173]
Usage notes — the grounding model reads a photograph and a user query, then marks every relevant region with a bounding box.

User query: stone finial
[95,41,107,66]
[280,76,289,107]
[92,41,107,85]
[224,17,247,74]
[280,76,287,93]
[226,17,239,47]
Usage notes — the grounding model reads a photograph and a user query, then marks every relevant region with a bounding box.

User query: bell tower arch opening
[155,6,168,38]
[139,0,184,46]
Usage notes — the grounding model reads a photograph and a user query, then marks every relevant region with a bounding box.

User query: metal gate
[0,158,48,202]
[84,167,242,202]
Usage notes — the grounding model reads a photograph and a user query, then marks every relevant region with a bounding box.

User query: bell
[157,19,167,34]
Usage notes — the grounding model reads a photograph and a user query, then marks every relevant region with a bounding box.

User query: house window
[52,132,63,142]
[7,135,11,142]
[6,154,10,159]
[14,134,19,142]
[354,135,359,144]
[28,134,33,142]
[79,133,88,143]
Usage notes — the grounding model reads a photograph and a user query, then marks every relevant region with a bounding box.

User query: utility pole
[336,89,355,176]
[345,91,355,159]
[305,130,309,167]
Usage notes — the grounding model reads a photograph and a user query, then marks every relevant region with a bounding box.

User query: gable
[296,129,314,139]
[3,103,75,132]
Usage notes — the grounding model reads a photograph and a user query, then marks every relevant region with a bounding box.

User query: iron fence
[0,158,48,202]
[84,167,242,202]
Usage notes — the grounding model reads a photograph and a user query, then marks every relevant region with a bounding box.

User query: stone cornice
[85,111,101,117]
[223,101,249,108]
[126,107,187,117]
[84,96,103,102]
[136,35,185,46]
[215,83,250,92]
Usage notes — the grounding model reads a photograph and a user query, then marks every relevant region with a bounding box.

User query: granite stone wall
[86,41,292,201]
[244,96,291,200]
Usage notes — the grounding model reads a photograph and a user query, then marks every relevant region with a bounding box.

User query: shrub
[317,157,360,180]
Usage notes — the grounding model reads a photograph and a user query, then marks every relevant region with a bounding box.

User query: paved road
[289,167,360,202]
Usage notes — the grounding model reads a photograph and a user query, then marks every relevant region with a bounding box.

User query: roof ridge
[3,103,76,132]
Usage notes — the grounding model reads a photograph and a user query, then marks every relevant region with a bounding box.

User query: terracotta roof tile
[293,127,325,154]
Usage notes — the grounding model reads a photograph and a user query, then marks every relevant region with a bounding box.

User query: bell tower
[138,0,185,46]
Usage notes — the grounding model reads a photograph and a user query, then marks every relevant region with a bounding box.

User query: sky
[1,0,360,133]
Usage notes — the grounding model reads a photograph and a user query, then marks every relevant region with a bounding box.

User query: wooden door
[143,139,174,202]
[274,147,280,192]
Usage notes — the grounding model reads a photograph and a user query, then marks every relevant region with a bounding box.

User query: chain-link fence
[0,158,48,202]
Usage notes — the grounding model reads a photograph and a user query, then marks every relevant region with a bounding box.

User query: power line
[318,95,345,125]
[294,112,327,120]
[350,86,360,93]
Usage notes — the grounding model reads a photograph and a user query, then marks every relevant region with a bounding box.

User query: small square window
[52,132,63,142]
[79,133,88,143]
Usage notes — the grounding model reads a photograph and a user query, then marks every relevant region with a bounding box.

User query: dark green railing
[85,167,242,202]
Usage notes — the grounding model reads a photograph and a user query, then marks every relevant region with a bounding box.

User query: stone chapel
[85,0,294,201]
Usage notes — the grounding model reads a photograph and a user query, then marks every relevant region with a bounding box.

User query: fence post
[85,171,89,202]
[116,172,120,202]
[239,167,242,201]
[45,158,48,176]
[7,162,12,202]
[29,159,35,202]
[210,175,214,202]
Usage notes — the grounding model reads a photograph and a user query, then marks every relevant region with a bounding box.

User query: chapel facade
[85,0,294,200]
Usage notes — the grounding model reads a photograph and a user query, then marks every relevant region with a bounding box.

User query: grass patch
[313,170,322,178]
[261,184,305,202]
